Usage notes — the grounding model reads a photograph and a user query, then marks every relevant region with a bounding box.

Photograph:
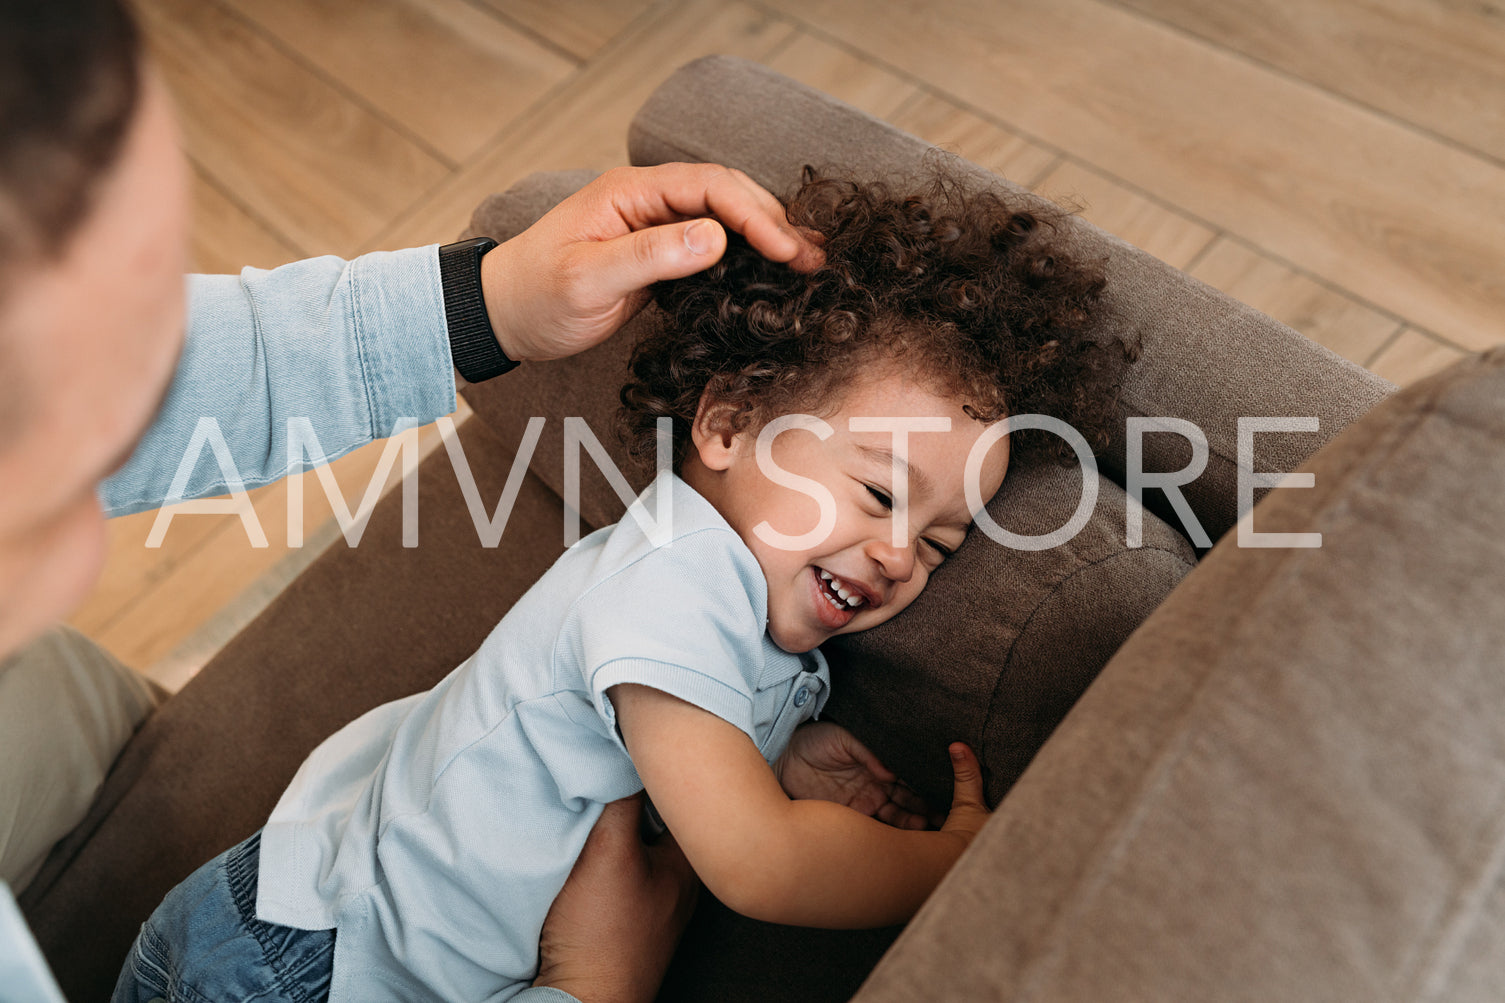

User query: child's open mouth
[810,566,864,629]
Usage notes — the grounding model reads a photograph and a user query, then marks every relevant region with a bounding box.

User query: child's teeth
[816,569,864,613]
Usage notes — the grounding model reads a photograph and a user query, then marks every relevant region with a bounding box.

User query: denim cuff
[345,245,456,438]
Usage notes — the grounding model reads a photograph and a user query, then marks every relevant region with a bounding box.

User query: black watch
[439,236,519,382]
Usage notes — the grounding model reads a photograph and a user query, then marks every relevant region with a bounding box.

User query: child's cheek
[891,572,933,617]
[764,489,831,542]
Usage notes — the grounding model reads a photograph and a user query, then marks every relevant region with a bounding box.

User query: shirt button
[793,686,811,708]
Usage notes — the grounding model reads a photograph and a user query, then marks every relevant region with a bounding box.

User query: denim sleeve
[99,245,457,517]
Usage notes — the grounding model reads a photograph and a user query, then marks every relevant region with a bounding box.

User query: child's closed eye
[865,485,954,563]
[922,538,954,561]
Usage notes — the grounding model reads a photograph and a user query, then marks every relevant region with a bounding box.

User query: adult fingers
[644,831,700,922]
[606,163,824,272]
[568,217,729,310]
[645,828,695,885]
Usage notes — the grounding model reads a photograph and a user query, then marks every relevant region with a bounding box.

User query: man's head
[619,164,1134,652]
[0,3,191,657]
[0,1,141,300]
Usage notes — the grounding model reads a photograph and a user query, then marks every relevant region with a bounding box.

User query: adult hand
[479,163,825,365]
[773,721,938,830]
[533,792,699,1003]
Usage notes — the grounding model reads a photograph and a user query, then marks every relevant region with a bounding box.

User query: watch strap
[439,237,519,382]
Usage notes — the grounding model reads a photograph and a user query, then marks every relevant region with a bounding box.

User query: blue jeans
[112,830,335,1003]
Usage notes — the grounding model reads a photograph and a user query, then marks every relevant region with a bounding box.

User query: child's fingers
[886,781,931,818]
[843,729,896,782]
[947,742,986,810]
[875,800,929,831]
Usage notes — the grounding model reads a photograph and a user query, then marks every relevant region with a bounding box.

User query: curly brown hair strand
[620,160,1136,470]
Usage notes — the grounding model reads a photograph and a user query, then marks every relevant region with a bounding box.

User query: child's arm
[609,683,990,929]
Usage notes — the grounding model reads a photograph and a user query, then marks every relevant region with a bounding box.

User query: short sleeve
[568,526,773,752]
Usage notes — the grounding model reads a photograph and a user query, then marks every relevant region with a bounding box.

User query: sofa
[22,55,1505,1002]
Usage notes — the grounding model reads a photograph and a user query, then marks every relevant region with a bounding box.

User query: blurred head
[0,2,191,658]
[620,163,1135,651]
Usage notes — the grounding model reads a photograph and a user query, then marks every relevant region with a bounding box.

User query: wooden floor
[77,0,1504,689]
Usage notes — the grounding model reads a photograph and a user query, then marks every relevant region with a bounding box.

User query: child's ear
[690,388,741,472]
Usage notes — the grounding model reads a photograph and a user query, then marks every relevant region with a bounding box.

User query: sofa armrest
[629,55,1394,545]
[852,347,1505,1001]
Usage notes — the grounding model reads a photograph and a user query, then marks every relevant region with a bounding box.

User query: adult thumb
[584,218,728,301]
[645,830,698,905]
[580,793,643,862]
[948,742,985,809]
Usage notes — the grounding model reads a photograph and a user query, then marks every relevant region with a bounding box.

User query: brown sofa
[23,56,1505,1002]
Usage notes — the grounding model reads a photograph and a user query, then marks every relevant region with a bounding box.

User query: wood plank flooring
[74,0,1500,689]
[762,0,1505,352]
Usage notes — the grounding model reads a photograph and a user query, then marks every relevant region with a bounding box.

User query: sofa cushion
[853,346,1502,1002]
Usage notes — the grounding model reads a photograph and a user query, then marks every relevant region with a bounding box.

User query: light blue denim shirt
[1,246,579,1003]
[100,246,457,516]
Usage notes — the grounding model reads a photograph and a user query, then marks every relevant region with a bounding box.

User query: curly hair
[619,159,1136,469]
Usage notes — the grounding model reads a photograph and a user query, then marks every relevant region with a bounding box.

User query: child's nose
[865,536,916,585]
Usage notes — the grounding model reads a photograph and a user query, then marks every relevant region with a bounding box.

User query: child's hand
[774,722,937,830]
[938,742,991,849]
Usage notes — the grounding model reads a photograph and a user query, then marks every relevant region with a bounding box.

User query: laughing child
[114,161,1130,1003]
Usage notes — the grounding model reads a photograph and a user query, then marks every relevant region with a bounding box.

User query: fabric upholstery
[852,347,1505,1002]
[627,55,1394,546]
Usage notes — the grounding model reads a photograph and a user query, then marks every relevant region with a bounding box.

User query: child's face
[684,366,1010,653]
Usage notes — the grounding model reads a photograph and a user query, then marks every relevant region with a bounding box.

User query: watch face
[451,236,497,253]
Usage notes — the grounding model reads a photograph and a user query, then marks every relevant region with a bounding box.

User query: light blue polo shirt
[256,470,830,1003]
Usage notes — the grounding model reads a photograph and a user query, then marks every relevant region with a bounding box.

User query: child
[114,162,1128,1003]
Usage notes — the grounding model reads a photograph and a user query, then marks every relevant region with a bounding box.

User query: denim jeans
[112,830,335,1003]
